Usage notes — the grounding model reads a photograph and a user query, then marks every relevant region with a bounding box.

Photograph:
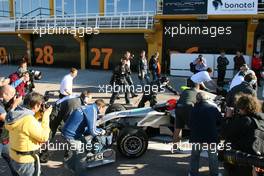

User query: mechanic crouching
[62,99,106,176]
[173,83,200,143]
[50,90,93,139]
[221,94,264,176]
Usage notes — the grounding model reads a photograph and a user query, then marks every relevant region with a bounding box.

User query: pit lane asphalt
[1,65,261,176]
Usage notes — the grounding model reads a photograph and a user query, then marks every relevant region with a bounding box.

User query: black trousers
[175,104,193,129]
[126,75,136,95]
[109,83,130,104]
[217,69,226,86]
[138,93,157,108]
[59,93,67,99]
[253,69,261,86]
[224,163,253,176]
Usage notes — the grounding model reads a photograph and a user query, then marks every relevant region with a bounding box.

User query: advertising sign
[163,21,247,54]
[170,53,251,78]
[207,0,258,15]
[163,0,208,14]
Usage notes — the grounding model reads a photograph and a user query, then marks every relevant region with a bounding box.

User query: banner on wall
[207,0,258,15]
[170,53,251,78]
[163,0,208,14]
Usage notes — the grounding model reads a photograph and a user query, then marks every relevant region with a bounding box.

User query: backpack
[251,117,264,155]
[190,62,196,73]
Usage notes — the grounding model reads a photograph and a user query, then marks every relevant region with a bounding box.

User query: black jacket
[233,55,246,71]
[217,56,229,71]
[189,101,222,143]
[110,63,129,85]
[226,81,256,107]
[50,97,83,136]
[221,113,264,155]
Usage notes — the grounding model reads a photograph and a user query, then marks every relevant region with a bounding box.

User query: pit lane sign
[207,0,258,15]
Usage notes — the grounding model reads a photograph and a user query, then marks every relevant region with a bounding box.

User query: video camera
[40,91,52,113]
[29,70,42,80]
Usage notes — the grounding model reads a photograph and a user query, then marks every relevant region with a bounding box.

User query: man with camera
[9,67,30,97]
[222,94,264,176]
[0,85,22,176]
[109,58,131,105]
[191,54,207,74]
[5,92,52,176]
[62,99,106,176]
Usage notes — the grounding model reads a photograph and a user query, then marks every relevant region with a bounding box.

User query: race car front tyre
[117,127,148,158]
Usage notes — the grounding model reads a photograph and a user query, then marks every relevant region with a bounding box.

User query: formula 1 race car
[95,90,224,161]
[97,98,178,159]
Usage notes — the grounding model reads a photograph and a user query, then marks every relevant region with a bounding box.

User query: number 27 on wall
[91,48,113,69]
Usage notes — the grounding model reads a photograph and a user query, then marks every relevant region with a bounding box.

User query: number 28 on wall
[91,48,113,69]
[35,45,54,65]
[0,47,8,64]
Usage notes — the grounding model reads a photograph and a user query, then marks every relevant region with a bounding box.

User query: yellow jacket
[5,107,50,163]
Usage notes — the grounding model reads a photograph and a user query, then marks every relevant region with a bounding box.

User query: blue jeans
[11,160,35,176]
[0,144,19,176]
[152,72,159,82]
[64,138,87,176]
[189,143,219,176]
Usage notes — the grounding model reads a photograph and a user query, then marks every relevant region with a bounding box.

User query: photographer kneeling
[5,92,52,176]
[221,94,264,176]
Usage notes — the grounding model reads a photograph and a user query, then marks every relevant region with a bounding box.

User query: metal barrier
[16,13,154,30]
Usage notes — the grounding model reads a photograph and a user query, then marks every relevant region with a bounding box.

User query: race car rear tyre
[105,104,126,114]
[117,127,148,158]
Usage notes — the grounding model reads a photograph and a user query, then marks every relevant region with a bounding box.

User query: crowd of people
[0,50,264,176]
[176,51,264,176]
